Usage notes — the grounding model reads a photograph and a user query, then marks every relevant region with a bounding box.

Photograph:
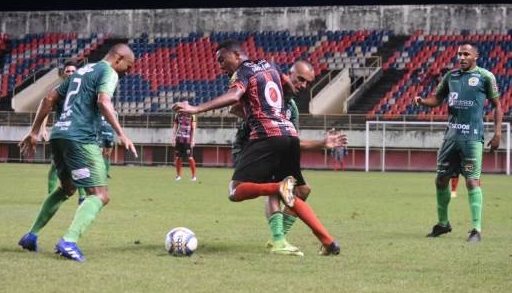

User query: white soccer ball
[165,227,198,256]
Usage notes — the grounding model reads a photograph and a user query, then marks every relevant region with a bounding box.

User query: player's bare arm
[300,131,347,150]
[172,87,243,114]
[19,89,60,156]
[487,97,503,152]
[97,92,138,158]
[413,95,442,107]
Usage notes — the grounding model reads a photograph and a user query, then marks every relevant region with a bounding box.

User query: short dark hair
[457,42,479,53]
[64,60,78,68]
[216,39,244,53]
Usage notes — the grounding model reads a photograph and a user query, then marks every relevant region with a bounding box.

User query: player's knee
[435,177,449,189]
[296,185,311,200]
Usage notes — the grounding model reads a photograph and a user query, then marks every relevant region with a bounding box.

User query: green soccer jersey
[51,61,118,143]
[435,66,500,142]
[284,97,299,131]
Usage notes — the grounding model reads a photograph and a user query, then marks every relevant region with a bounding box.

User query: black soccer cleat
[466,229,481,243]
[426,222,452,237]
[319,240,340,256]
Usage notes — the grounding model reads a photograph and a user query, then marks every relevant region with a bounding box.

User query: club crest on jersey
[468,77,479,87]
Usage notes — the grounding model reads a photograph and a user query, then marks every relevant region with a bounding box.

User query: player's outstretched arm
[299,130,347,151]
[413,95,442,108]
[19,89,60,156]
[172,87,243,114]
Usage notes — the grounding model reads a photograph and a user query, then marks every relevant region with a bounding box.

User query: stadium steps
[347,35,410,114]
[86,38,128,62]
[348,68,406,113]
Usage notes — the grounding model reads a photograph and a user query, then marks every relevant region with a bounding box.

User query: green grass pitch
[1,163,511,293]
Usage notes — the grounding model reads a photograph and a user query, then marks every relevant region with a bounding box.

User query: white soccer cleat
[191,177,197,182]
[279,176,297,207]
[175,176,182,181]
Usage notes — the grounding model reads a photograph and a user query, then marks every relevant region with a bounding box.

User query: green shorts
[50,139,108,188]
[436,139,483,180]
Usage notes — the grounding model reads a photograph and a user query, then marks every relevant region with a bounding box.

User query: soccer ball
[165,227,198,256]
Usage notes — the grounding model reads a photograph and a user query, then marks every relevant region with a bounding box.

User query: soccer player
[18,43,138,261]
[40,61,89,204]
[331,144,348,171]
[413,42,502,243]
[173,40,340,256]
[172,103,197,181]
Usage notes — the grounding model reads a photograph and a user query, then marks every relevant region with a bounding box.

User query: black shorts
[232,136,305,185]
[174,142,193,159]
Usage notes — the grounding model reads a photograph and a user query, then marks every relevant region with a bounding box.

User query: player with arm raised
[173,40,340,256]
[413,42,502,242]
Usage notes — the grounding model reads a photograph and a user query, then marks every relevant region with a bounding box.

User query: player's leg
[281,184,310,236]
[19,139,75,251]
[278,137,339,255]
[187,145,197,181]
[229,138,302,255]
[450,173,459,198]
[55,141,108,262]
[48,162,59,194]
[174,144,183,180]
[462,141,484,242]
[427,140,458,237]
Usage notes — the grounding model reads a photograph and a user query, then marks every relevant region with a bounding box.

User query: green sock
[282,213,297,236]
[436,186,451,226]
[48,165,59,194]
[268,212,285,242]
[78,187,87,201]
[29,188,68,235]
[105,158,111,175]
[468,187,483,231]
[63,196,104,242]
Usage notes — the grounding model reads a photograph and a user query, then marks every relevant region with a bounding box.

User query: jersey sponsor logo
[449,122,470,130]
[468,77,479,87]
[448,92,474,108]
[71,168,91,180]
[264,81,282,109]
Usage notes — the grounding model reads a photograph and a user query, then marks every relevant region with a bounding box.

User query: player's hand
[487,133,501,153]
[413,96,422,106]
[172,102,198,114]
[18,132,39,157]
[324,129,348,149]
[118,135,138,158]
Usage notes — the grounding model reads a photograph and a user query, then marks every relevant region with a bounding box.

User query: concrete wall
[1,5,512,37]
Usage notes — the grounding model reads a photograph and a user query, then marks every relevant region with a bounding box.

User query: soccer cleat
[54,239,85,262]
[265,240,273,249]
[270,239,303,256]
[450,191,457,198]
[78,197,85,205]
[319,240,341,256]
[279,176,297,207]
[18,233,38,252]
[191,177,197,182]
[467,229,481,243]
[175,176,182,181]
[426,222,452,237]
